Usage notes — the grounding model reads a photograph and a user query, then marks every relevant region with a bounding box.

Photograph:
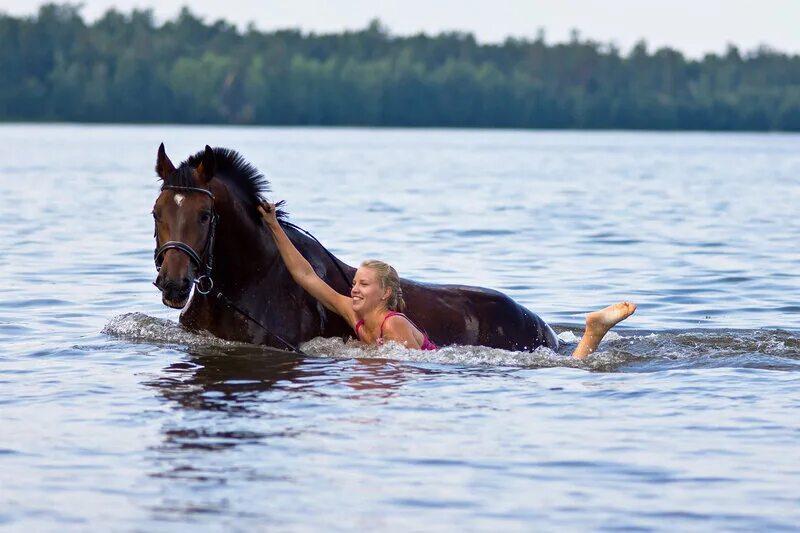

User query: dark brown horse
[152,144,559,351]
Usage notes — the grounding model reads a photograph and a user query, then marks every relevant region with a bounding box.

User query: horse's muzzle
[154,275,192,308]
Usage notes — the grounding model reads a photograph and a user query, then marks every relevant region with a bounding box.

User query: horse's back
[403,282,559,351]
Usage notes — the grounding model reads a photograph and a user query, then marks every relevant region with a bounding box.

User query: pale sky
[2,0,799,57]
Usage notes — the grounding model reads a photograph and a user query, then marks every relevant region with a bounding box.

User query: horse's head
[152,143,217,309]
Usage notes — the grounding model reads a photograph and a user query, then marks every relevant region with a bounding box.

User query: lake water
[1,124,799,531]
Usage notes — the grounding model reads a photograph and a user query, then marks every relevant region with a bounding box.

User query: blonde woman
[259,202,435,350]
[259,202,635,357]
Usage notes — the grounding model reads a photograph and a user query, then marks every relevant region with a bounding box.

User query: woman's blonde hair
[360,259,405,311]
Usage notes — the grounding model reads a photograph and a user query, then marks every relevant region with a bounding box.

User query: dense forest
[2,4,800,130]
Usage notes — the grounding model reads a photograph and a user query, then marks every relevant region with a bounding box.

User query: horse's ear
[196,145,216,184]
[155,143,175,180]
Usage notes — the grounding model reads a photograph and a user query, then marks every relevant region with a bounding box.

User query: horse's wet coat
[153,145,559,351]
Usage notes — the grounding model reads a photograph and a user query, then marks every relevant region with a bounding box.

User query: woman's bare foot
[571,302,637,360]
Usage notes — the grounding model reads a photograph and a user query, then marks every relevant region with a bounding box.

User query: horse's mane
[164,147,287,220]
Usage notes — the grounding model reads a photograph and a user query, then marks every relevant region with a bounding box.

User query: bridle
[153,185,218,295]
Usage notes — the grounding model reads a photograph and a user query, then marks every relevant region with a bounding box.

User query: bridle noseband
[154,185,218,295]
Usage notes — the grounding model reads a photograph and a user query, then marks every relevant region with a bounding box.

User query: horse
[152,144,559,352]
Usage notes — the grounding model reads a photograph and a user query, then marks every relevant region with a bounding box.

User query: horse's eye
[152,211,160,222]
[199,212,211,223]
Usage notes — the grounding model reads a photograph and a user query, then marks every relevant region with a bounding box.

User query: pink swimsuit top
[354,311,437,351]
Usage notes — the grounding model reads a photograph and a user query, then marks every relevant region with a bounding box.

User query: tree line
[2,3,800,130]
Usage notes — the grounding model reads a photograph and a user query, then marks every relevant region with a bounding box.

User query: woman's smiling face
[351,266,389,314]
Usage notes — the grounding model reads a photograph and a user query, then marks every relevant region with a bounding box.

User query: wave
[102,312,253,350]
[102,313,800,372]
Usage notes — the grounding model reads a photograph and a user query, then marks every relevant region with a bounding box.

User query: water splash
[102,313,800,371]
[102,312,252,350]
[300,336,580,368]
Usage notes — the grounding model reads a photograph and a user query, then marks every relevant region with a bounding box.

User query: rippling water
[1,125,799,530]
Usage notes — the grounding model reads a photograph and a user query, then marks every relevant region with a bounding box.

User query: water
[1,124,799,530]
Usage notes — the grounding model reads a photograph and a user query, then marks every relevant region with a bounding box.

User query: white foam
[104,313,626,369]
[301,336,577,368]
[102,312,250,349]
[558,331,580,343]
[557,330,657,344]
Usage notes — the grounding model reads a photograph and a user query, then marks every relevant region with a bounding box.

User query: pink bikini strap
[378,311,403,339]
[354,319,365,340]
[358,313,433,347]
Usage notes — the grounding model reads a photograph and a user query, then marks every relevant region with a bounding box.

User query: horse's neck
[282,225,354,292]
[204,196,352,304]
[212,212,277,293]
[183,204,354,341]
[180,207,278,333]
[209,215,332,292]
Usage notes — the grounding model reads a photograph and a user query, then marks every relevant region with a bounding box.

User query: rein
[213,290,308,356]
[153,185,350,356]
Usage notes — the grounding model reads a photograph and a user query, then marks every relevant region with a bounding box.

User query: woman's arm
[259,202,357,327]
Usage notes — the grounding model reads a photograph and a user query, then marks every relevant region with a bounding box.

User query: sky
[2,0,799,57]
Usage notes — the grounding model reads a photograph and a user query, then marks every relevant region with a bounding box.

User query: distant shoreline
[3,121,800,135]
[2,5,800,132]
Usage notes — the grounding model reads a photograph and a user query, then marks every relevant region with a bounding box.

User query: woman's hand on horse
[258,202,279,230]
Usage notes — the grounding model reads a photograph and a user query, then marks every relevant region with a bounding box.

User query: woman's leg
[571,302,637,359]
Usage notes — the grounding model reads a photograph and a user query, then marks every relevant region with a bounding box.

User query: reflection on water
[147,348,428,417]
[149,349,304,415]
